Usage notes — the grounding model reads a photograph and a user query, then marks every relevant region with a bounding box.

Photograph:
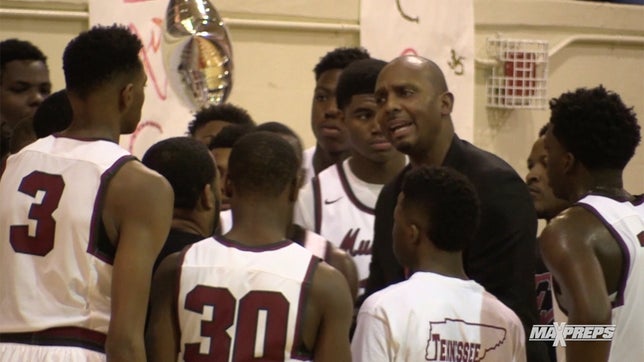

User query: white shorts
[0,343,105,362]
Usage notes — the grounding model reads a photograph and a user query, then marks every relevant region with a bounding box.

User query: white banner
[360,0,474,141]
[89,0,192,157]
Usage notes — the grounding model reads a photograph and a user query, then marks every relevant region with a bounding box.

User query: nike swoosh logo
[324,197,343,205]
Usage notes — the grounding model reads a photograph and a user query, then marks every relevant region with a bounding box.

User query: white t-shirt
[352,272,526,362]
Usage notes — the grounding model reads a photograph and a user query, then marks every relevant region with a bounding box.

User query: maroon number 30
[10,171,65,256]
[184,286,290,361]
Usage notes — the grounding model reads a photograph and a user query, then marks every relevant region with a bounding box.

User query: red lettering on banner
[128,22,168,101]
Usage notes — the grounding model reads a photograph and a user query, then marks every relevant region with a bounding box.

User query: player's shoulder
[309,260,350,300]
[111,160,172,195]
[541,205,603,246]
[481,290,523,328]
[360,279,412,314]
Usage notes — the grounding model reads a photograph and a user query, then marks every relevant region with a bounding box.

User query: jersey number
[184,286,290,361]
[9,171,65,256]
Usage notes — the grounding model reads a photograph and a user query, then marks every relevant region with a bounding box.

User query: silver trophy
[163,0,233,110]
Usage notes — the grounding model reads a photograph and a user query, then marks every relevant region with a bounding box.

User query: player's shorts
[0,343,105,362]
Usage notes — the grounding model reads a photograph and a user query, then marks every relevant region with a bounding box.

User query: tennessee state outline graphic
[425,318,507,361]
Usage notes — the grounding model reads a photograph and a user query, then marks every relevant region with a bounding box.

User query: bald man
[365,55,548,361]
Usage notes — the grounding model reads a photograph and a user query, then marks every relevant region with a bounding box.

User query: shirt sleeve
[351,305,393,362]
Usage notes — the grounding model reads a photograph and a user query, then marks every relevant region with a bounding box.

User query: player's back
[177,235,318,361]
[0,135,132,344]
[353,272,526,361]
[576,194,644,362]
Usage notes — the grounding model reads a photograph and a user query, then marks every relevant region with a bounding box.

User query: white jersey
[293,159,382,296]
[301,146,315,186]
[352,272,526,362]
[177,236,318,361]
[220,209,328,260]
[575,194,644,362]
[0,135,133,353]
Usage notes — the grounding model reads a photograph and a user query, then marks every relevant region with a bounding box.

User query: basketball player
[0,38,51,129]
[0,25,173,362]
[352,166,526,361]
[187,102,255,146]
[525,123,570,362]
[208,123,255,216]
[302,47,370,182]
[295,58,406,299]
[146,132,353,361]
[257,121,360,301]
[141,137,220,272]
[540,85,643,362]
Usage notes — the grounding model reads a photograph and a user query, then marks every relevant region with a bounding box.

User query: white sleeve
[513,319,527,362]
[351,306,393,362]
[293,180,315,231]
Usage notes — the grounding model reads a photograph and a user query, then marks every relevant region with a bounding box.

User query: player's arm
[311,262,353,362]
[539,208,612,362]
[103,162,174,362]
[326,246,359,302]
[146,252,181,362]
[351,302,392,361]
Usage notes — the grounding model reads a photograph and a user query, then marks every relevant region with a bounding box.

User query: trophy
[163,0,233,110]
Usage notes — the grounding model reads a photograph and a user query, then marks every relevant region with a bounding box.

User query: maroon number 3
[9,171,65,256]
[184,286,290,361]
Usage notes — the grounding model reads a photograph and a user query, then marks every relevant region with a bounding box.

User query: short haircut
[549,85,640,170]
[0,39,47,79]
[208,124,255,150]
[63,24,143,96]
[255,121,304,157]
[313,47,370,80]
[227,131,299,198]
[33,90,73,138]
[336,58,386,110]
[187,103,255,136]
[142,137,215,209]
[538,123,549,138]
[401,166,480,252]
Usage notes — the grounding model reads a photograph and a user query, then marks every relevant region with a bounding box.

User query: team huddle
[0,24,642,362]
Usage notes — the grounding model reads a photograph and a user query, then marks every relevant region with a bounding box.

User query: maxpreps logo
[529,323,615,346]
[425,319,507,361]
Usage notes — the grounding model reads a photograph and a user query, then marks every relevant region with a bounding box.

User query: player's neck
[576,170,630,201]
[64,93,122,143]
[348,152,406,185]
[413,249,468,280]
[171,211,212,237]
[225,202,291,246]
